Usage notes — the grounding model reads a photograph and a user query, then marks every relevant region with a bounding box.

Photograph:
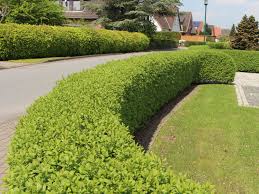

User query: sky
[180,0,259,29]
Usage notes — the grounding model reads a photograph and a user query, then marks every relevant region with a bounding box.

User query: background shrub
[224,50,259,73]
[184,41,206,47]
[189,45,259,73]
[0,24,150,60]
[149,32,181,49]
[208,42,231,50]
[6,50,237,193]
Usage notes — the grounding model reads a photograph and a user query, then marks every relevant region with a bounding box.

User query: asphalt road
[0,52,149,124]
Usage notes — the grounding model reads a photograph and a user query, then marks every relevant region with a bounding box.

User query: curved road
[0,52,149,124]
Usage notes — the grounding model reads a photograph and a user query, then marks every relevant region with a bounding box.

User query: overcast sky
[180,0,259,29]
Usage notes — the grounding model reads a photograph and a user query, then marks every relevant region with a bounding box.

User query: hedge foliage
[195,51,236,83]
[208,42,231,50]
[224,50,259,73]
[190,45,259,73]
[150,32,181,49]
[0,24,150,60]
[6,50,236,193]
[184,41,206,47]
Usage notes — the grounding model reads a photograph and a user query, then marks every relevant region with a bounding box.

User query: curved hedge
[6,50,236,193]
[0,24,150,60]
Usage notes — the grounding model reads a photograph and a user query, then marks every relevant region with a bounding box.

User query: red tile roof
[180,12,193,34]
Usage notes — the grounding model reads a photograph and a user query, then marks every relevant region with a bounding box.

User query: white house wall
[59,0,81,11]
[151,17,162,32]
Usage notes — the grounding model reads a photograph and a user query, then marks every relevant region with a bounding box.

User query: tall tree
[85,0,181,36]
[229,24,236,37]
[231,15,259,50]
[4,0,65,25]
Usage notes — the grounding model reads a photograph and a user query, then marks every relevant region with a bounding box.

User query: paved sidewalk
[234,72,259,107]
[0,120,17,193]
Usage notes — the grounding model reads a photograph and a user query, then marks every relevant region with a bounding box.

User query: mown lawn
[151,85,259,194]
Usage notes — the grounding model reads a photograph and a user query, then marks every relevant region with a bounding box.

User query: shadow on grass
[134,85,197,151]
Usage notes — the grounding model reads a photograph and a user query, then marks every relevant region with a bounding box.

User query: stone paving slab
[242,86,259,107]
[234,72,259,108]
[0,120,17,192]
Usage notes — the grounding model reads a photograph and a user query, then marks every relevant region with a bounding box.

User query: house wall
[151,17,162,32]
[59,0,81,11]
[181,35,205,42]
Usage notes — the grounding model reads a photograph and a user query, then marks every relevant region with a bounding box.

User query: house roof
[154,15,177,31]
[64,10,98,20]
[179,11,192,32]
[193,21,202,28]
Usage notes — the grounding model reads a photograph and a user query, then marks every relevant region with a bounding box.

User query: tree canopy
[85,0,181,36]
[231,15,259,50]
[0,0,65,25]
[229,24,236,37]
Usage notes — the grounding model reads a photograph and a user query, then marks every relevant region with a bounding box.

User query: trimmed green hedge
[224,50,259,73]
[195,51,236,83]
[0,24,150,60]
[190,45,259,73]
[150,32,181,49]
[6,50,236,193]
[208,42,231,50]
[184,41,206,47]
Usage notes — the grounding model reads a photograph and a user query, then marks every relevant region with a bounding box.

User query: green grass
[8,57,67,64]
[188,45,210,50]
[151,85,259,194]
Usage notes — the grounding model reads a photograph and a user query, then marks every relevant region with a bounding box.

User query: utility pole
[204,0,208,43]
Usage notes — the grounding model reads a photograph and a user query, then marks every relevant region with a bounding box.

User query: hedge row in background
[208,42,231,50]
[224,50,259,73]
[149,32,181,49]
[6,50,236,193]
[184,41,206,47]
[0,24,150,60]
[190,45,259,73]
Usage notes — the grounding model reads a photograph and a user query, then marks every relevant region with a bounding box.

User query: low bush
[189,45,259,73]
[224,50,259,73]
[208,42,231,49]
[0,24,150,60]
[195,51,236,83]
[6,50,236,193]
[184,41,206,47]
[149,32,181,49]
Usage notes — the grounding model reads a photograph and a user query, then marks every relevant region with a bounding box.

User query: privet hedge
[0,24,150,60]
[189,45,259,73]
[6,50,236,193]
[224,50,259,73]
[208,42,231,50]
[150,32,181,49]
